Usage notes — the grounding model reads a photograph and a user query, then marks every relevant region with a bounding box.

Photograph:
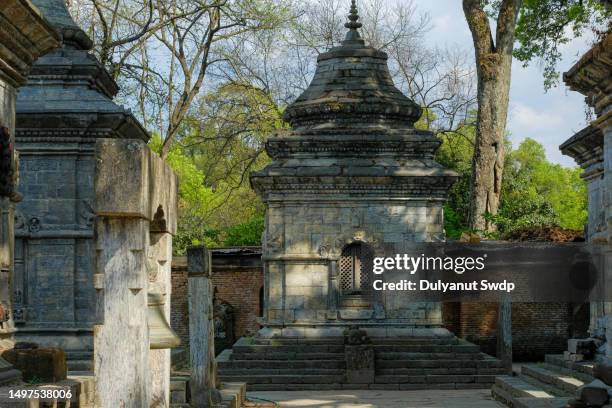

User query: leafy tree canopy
[486,0,611,89]
[436,130,587,237]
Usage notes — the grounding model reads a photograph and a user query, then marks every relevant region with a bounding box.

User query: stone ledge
[0,0,59,86]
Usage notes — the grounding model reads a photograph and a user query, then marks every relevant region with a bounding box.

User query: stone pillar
[93,139,178,408]
[94,217,150,407]
[188,246,219,406]
[497,299,512,373]
[149,232,173,407]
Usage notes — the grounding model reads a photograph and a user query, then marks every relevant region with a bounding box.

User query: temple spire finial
[343,0,365,45]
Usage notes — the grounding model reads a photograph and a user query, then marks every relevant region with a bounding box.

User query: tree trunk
[469,54,512,231]
[463,0,521,232]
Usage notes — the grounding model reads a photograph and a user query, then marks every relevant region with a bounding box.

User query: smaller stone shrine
[13,0,150,367]
[219,1,505,391]
[250,0,458,335]
[0,0,59,385]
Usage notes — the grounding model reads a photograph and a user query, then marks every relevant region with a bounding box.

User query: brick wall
[170,257,189,347]
[171,247,263,351]
[445,302,586,361]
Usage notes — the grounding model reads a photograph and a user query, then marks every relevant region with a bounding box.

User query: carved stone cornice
[563,32,612,116]
[559,125,604,177]
[0,0,59,87]
[265,132,441,159]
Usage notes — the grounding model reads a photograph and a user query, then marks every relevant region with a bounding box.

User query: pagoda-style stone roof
[251,1,458,201]
[0,0,59,87]
[563,32,612,117]
[559,125,604,181]
[283,1,421,131]
[16,0,148,142]
[560,32,611,173]
[30,0,92,50]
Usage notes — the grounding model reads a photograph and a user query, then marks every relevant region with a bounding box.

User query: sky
[416,0,593,167]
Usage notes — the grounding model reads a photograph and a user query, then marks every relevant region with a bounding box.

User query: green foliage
[434,124,477,238]
[224,216,265,246]
[513,0,610,89]
[149,80,287,253]
[436,133,587,238]
[492,138,587,233]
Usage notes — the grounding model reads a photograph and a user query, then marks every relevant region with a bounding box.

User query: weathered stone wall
[93,138,178,407]
[263,202,444,327]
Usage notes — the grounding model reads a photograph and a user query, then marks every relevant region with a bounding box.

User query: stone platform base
[257,325,454,339]
[218,334,505,391]
[170,374,247,408]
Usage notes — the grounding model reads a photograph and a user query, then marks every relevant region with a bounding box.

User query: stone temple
[218,1,506,390]
[250,0,457,336]
[12,0,149,367]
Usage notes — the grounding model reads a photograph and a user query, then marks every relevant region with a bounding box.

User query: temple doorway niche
[339,242,373,308]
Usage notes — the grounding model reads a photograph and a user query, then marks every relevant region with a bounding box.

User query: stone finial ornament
[281,0,423,130]
[344,0,364,45]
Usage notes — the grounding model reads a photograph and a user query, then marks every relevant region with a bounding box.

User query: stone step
[220,368,345,375]
[545,354,596,377]
[521,364,587,394]
[250,336,459,346]
[219,382,247,408]
[369,337,459,345]
[245,382,492,391]
[219,374,345,385]
[219,359,346,370]
[251,337,344,345]
[377,358,503,369]
[377,367,507,375]
[374,374,496,385]
[512,397,571,408]
[246,383,344,391]
[230,352,345,361]
[67,359,94,372]
[493,375,558,400]
[65,350,93,360]
[376,354,483,365]
[375,344,481,355]
[233,344,345,353]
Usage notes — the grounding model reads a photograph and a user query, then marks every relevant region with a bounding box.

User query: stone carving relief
[150,205,167,232]
[318,232,380,260]
[79,199,95,227]
[14,211,26,232]
[264,225,283,253]
[28,217,40,233]
[0,126,16,200]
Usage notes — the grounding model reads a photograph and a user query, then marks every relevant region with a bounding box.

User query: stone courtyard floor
[247,389,505,408]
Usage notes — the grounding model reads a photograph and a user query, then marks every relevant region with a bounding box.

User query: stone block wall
[264,202,444,326]
[13,147,97,350]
